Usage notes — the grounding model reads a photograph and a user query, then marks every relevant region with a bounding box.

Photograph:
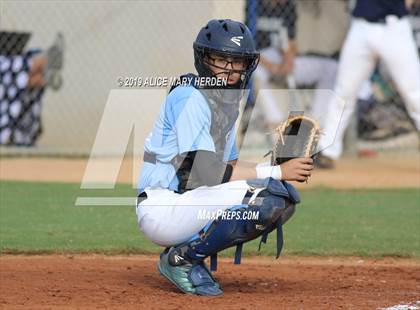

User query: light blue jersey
[138,85,238,193]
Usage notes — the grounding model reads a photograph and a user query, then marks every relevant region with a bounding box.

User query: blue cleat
[157,248,223,296]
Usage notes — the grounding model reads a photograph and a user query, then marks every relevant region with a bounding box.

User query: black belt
[364,17,386,24]
[143,151,177,166]
[143,151,157,164]
[361,15,403,24]
[137,192,148,205]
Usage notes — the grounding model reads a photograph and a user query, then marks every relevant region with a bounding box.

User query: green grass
[0,180,419,257]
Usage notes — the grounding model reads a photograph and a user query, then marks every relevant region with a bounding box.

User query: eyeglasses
[207,55,247,70]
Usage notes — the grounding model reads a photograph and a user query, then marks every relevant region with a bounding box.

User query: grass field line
[1,180,419,258]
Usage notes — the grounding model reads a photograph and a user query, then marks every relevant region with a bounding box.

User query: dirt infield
[0,255,419,309]
[0,153,419,188]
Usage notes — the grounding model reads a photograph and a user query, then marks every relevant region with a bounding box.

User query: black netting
[0,34,45,146]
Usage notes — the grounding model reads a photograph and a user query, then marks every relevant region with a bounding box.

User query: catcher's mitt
[270,115,321,165]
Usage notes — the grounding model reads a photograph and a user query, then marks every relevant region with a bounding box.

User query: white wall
[1,0,245,154]
[1,0,349,155]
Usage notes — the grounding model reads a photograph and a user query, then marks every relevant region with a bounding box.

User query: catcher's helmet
[193,19,259,89]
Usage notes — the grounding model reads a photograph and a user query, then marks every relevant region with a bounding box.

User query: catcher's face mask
[204,53,248,87]
[193,19,260,91]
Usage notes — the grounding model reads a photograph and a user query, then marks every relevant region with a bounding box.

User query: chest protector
[170,74,240,193]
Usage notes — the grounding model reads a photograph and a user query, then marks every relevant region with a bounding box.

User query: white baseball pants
[319,17,420,159]
[253,47,339,129]
[136,181,254,247]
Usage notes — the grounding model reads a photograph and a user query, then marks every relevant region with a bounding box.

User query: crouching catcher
[136,19,314,296]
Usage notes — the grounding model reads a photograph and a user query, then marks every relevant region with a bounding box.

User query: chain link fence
[243,0,419,155]
[0,1,245,155]
[0,0,418,156]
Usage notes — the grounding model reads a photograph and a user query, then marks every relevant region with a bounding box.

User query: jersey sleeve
[171,89,215,155]
[223,127,238,162]
[228,139,238,161]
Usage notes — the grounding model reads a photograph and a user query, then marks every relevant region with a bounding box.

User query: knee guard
[170,178,300,271]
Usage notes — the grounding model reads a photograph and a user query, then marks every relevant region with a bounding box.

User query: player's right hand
[280,157,314,182]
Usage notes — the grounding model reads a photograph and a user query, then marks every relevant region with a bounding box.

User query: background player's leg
[377,18,420,130]
[293,56,338,129]
[319,20,376,159]
[253,48,285,125]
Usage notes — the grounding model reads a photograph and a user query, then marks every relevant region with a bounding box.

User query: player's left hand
[280,157,313,182]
